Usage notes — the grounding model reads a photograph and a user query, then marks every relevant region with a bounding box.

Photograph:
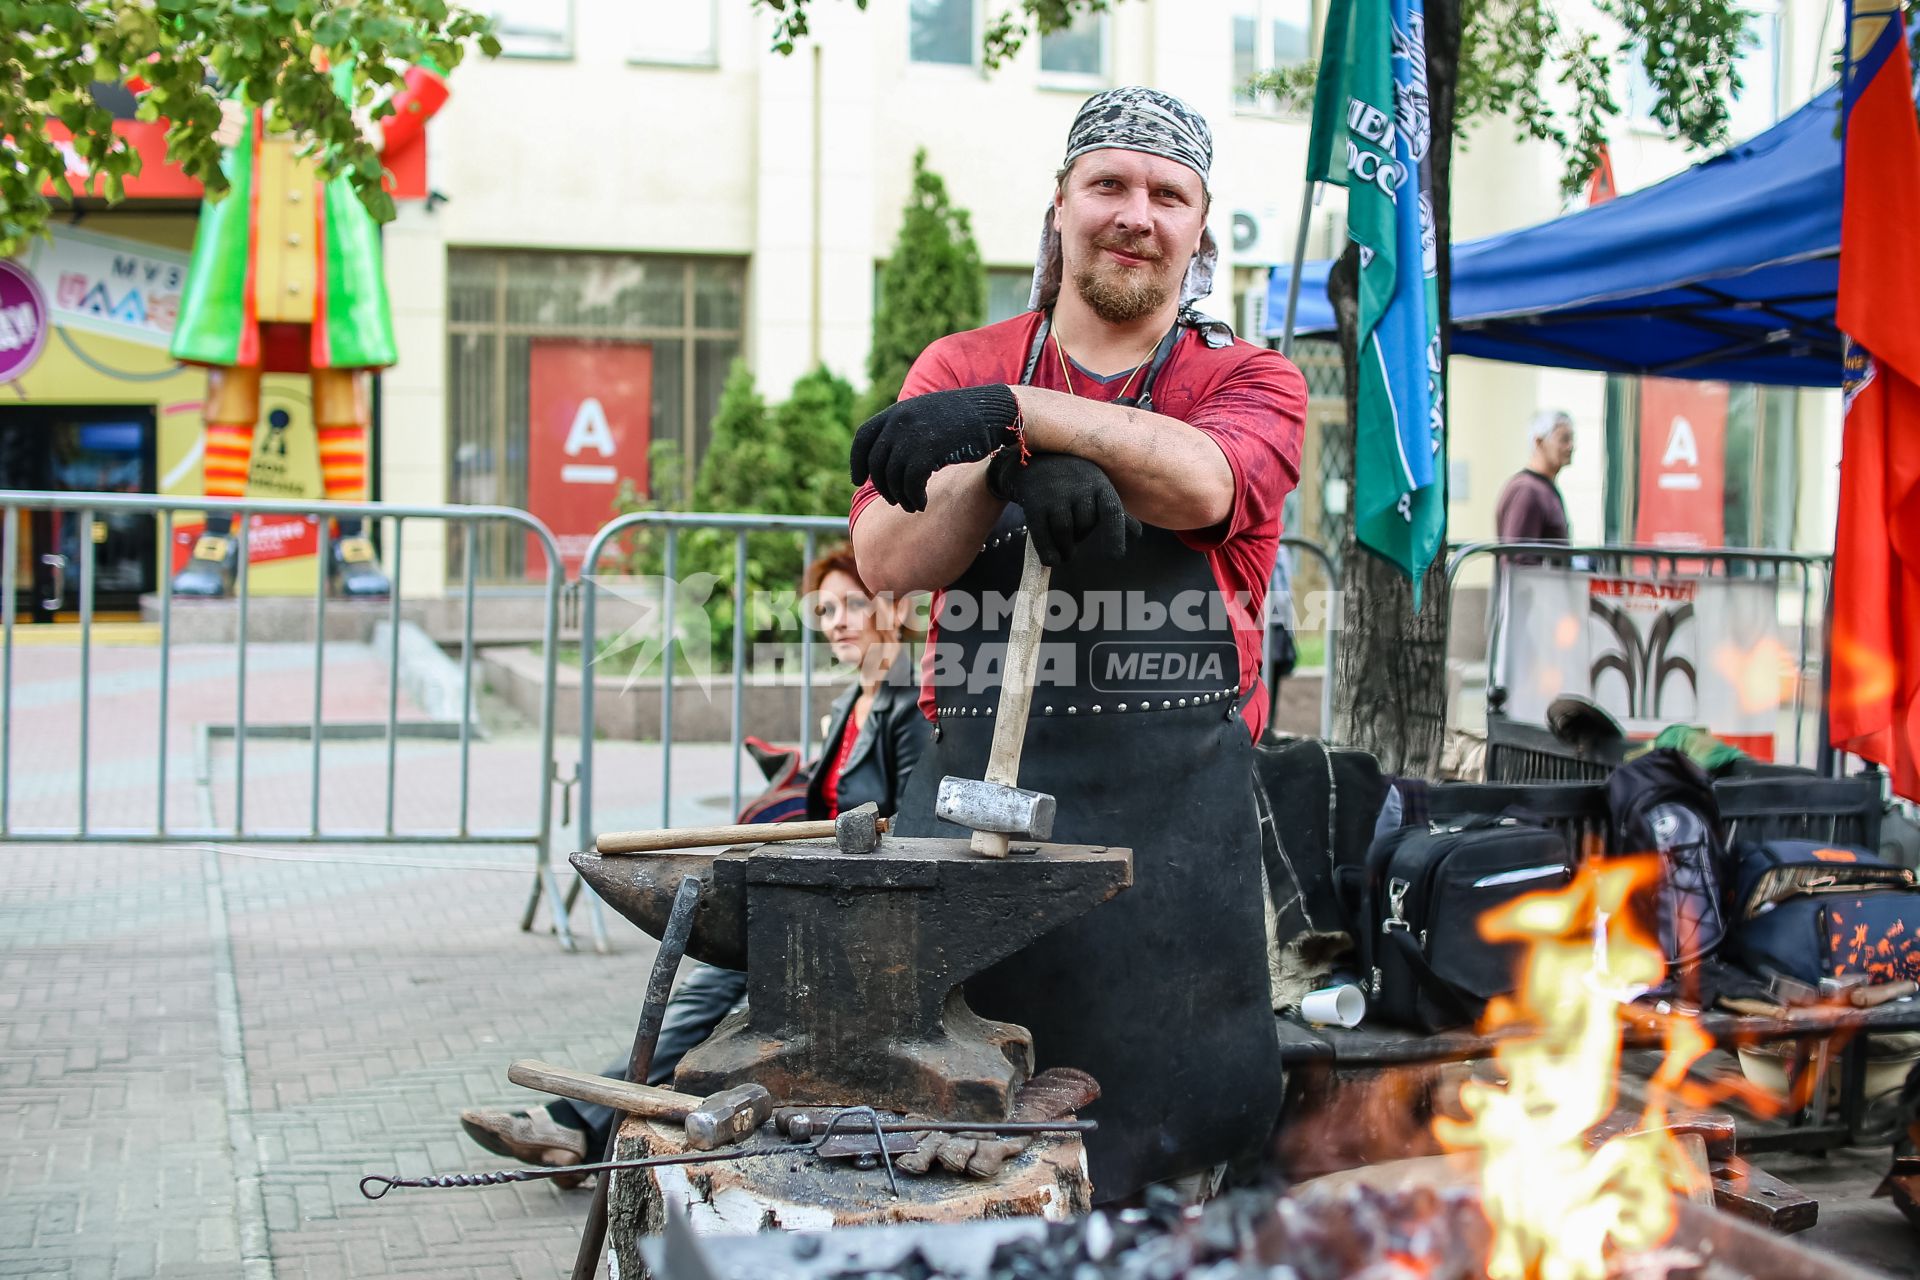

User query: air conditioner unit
[1310,206,1348,261]
[1241,270,1270,340]
[1230,203,1292,266]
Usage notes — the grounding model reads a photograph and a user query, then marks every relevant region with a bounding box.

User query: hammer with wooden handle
[936,538,1056,859]
[509,1060,775,1152]
[596,801,886,855]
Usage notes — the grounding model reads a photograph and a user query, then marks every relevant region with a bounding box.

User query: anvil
[570,836,1132,1120]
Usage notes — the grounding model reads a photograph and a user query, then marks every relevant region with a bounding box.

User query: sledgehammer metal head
[835,802,884,854]
[935,776,1056,841]
[683,1082,775,1151]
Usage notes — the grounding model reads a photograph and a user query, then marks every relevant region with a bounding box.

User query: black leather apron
[892,315,1284,1202]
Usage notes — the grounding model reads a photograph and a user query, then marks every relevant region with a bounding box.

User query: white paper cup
[1300,984,1366,1028]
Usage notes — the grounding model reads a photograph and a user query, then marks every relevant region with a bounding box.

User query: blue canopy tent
[1267,88,1844,388]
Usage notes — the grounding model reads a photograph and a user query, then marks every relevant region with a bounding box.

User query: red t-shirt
[850,312,1307,741]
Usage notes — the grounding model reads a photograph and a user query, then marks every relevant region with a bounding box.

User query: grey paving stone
[1,642,748,1278]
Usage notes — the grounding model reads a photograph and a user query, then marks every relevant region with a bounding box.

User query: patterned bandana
[1028,86,1220,314]
[1064,85,1213,182]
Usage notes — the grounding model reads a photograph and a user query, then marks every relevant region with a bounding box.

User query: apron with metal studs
[892,311,1284,1203]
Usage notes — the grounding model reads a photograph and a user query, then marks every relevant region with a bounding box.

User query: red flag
[1585,143,1617,206]
[1832,0,1920,800]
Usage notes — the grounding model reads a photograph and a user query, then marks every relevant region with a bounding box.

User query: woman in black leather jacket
[804,542,930,821]
[459,544,929,1179]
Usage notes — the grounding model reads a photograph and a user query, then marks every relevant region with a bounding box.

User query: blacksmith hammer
[506,1061,775,1152]
[595,801,886,855]
[935,539,1059,858]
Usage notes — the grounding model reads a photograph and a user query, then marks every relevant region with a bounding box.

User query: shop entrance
[0,406,158,622]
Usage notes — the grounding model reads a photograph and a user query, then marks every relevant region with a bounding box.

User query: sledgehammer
[936,538,1059,858]
[507,1060,774,1151]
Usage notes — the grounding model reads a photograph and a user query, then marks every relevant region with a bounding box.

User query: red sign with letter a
[525,340,652,578]
[1634,377,1727,551]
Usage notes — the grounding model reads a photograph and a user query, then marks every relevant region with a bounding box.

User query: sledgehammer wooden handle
[974,540,1053,859]
[595,817,886,854]
[508,1059,699,1120]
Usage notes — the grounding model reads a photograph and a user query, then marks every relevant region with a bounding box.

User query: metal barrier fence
[6,489,1340,954]
[1444,540,1832,775]
[1269,536,1341,743]
[0,490,578,948]
[570,511,851,951]
[567,517,1342,951]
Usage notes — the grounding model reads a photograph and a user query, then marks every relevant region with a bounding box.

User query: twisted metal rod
[359,1146,770,1200]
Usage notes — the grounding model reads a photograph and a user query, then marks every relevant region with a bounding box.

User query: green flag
[1305,0,1446,601]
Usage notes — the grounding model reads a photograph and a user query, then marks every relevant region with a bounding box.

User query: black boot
[172,514,239,598]
[330,519,391,598]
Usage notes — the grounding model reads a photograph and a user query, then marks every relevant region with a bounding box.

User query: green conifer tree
[863,149,986,419]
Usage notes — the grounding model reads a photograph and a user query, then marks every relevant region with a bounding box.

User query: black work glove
[850,384,1020,512]
[985,449,1141,567]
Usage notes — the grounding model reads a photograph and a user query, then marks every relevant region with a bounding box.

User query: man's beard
[1070,238,1175,324]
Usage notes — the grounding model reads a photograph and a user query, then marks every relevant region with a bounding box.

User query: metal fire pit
[572,835,1132,1119]
[640,1191,1885,1280]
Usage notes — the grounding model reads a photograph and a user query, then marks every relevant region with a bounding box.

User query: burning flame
[1433,861,1712,1280]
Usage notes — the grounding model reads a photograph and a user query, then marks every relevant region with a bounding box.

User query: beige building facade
[374,0,1845,592]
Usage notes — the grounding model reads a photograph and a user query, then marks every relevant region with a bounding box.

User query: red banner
[525,340,652,577]
[1634,377,1727,550]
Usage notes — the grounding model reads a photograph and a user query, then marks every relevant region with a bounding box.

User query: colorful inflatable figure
[170,57,448,597]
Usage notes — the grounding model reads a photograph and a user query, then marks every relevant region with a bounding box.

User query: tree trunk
[1329,0,1461,777]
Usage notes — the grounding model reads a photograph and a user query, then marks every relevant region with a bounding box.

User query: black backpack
[1606,749,1730,972]
[1342,815,1576,1032]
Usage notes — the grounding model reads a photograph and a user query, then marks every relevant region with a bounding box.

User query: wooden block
[1589,1105,1737,1163]
[1711,1156,1819,1234]
[605,1115,1091,1279]
[1675,1134,1715,1206]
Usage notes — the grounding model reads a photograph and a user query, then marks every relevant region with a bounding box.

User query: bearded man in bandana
[851,87,1307,1201]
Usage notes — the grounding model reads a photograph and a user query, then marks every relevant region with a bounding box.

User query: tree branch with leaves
[0,0,498,257]
[751,0,1115,66]
[1253,0,1754,197]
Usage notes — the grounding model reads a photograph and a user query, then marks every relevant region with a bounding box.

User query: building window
[487,0,572,58]
[911,0,976,66]
[985,268,1031,325]
[632,0,717,66]
[1039,10,1106,86]
[1233,0,1314,109]
[446,250,747,582]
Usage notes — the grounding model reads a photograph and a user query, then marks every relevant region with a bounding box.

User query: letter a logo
[565,397,616,458]
[1662,414,1699,469]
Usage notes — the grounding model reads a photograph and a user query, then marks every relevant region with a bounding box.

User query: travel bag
[1344,815,1576,1032]
[1731,839,1920,986]
[1607,748,1732,972]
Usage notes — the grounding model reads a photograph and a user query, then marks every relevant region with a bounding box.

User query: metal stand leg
[541,861,577,953]
[1838,1035,1871,1144]
[572,875,701,1279]
[561,867,610,954]
[520,869,544,933]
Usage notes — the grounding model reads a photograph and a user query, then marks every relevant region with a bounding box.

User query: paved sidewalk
[2,639,746,1278]
[2,836,668,1279]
